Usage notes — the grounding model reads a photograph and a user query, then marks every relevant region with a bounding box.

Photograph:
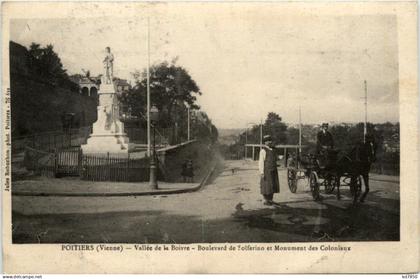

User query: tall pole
[260,119,263,146]
[147,17,151,157]
[149,122,158,189]
[364,80,367,143]
[299,105,302,153]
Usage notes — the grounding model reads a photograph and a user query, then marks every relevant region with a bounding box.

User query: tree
[286,126,309,145]
[263,112,288,144]
[126,61,201,123]
[233,112,288,147]
[28,43,42,73]
[191,111,218,143]
[10,41,96,136]
[39,44,67,80]
[227,112,288,159]
[119,60,219,144]
[330,122,378,151]
[27,42,76,90]
[118,86,147,122]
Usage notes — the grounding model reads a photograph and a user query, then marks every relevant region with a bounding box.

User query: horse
[335,137,377,203]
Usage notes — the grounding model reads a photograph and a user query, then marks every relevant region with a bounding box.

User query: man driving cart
[316,122,335,169]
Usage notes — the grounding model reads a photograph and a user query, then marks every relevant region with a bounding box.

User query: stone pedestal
[82,81,130,154]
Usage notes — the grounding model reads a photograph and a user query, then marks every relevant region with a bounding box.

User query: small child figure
[181,160,188,182]
[185,159,194,183]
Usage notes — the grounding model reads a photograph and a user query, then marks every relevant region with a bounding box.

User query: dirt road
[12,160,399,243]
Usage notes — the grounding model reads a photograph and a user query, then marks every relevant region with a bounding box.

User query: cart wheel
[324,176,337,194]
[287,168,298,193]
[309,172,320,201]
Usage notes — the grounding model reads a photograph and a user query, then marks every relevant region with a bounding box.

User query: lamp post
[172,95,183,144]
[245,122,261,160]
[149,105,159,189]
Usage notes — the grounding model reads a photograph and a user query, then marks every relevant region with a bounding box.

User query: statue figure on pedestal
[82,46,129,154]
[103,46,114,84]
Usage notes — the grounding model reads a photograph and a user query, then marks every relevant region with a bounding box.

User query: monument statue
[103,47,114,84]
[81,47,130,154]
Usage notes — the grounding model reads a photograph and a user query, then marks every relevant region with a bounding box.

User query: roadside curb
[11,163,218,197]
[369,177,399,184]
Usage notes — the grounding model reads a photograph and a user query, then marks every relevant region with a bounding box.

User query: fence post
[107,152,110,181]
[54,149,58,178]
[126,152,130,182]
[78,148,83,177]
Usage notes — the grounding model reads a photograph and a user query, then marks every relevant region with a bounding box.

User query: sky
[10,6,399,129]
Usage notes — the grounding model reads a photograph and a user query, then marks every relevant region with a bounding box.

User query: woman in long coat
[258,135,280,205]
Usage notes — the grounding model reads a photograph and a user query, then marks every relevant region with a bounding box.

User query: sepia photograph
[2,1,418,274]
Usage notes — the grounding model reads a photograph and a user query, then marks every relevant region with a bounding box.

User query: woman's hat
[263,135,272,142]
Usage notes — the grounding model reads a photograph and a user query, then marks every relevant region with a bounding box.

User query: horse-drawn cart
[287,149,363,201]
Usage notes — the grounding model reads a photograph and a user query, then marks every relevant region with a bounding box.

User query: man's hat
[322,122,329,127]
[263,135,272,142]
[366,134,374,140]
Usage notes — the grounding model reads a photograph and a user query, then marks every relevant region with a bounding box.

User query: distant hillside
[10,41,97,137]
[218,128,243,145]
[218,128,244,137]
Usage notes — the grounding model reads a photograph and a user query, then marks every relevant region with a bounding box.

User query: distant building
[114,78,131,94]
[69,75,99,97]
[69,75,131,97]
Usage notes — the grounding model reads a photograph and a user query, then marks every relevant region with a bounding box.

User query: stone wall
[157,140,215,183]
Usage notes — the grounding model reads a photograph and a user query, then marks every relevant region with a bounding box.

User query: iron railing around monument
[80,152,159,182]
[24,146,163,182]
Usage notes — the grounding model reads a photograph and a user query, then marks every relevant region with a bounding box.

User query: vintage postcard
[2,1,419,274]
